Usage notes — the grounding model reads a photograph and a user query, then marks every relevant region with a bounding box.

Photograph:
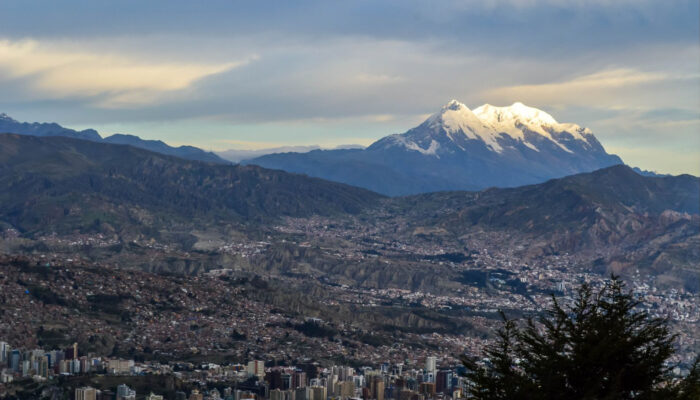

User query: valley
[0,134,697,372]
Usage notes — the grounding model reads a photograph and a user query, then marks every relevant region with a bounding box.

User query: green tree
[462,312,533,398]
[461,276,700,399]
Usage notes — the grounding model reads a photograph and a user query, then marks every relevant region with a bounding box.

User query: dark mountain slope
[248,149,442,195]
[0,112,228,164]
[103,133,225,164]
[380,165,699,289]
[0,112,101,141]
[389,165,698,236]
[0,134,382,237]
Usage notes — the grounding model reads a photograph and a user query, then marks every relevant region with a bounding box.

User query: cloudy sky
[0,0,698,174]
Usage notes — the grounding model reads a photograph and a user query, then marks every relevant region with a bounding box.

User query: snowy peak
[472,102,592,142]
[398,100,601,156]
[421,100,502,151]
[474,102,558,126]
[441,99,468,111]
[427,100,490,134]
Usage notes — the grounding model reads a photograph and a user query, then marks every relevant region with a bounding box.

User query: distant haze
[217,144,365,163]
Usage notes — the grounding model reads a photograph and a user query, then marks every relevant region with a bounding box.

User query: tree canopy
[462,276,699,399]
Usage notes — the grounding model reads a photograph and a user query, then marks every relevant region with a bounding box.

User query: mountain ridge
[247,100,624,195]
[0,133,383,237]
[0,112,228,164]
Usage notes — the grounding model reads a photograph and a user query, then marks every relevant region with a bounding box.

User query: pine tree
[461,276,700,399]
[461,312,531,399]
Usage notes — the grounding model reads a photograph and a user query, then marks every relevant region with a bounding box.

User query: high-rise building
[435,371,452,394]
[425,357,437,375]
[353,375,365,390]
[310,386,327,400]
[65,342,78,360]
[282,373,293,390]
[0,342,9,364]
[295,386,310,400]
[370,376,385,400]
[269,389,282,400]
[49,349,64,369]
[419,382,436,399]
[292,371,307,389]
[10,349,20,372]
[268,370,283,390]
[97,390,115,400]
[338,380,355,398]
[71,358,81,374]
[269,389,295,400]
[247,360,265,378]
[76,386,98,400]
[326,373,338,397]
[21,360,31,376]
[106,359,134,374]
[116,384,136,400]
[38,356,49,378]
[80,356,90,373]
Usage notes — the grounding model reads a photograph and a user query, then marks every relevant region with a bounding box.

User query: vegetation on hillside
[461,276,700,399]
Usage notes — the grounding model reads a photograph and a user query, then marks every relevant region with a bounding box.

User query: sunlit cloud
[482,68,694,107]
[0,39,255,107]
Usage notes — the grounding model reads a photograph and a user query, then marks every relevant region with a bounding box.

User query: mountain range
[2,103,669,196]
[0,133,697,289]
[0,112,227,164]
[0,134,381,237]
[246,101,624,195]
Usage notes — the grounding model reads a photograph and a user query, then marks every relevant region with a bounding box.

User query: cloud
[0,0,696,174]
[0,39,254,107]
[354,73,404,85]
[482,68,692,107]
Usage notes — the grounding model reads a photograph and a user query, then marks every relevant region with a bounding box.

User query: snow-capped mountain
[370,100,607,158]
[246,100,624,195]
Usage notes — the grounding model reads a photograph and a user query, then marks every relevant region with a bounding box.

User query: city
[1,246,697,398]
[2,336,468,400]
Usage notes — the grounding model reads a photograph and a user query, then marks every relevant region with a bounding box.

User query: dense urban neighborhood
[1,228,698,399]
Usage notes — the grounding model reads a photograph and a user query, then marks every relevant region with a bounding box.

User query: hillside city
[1,240,697,398]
